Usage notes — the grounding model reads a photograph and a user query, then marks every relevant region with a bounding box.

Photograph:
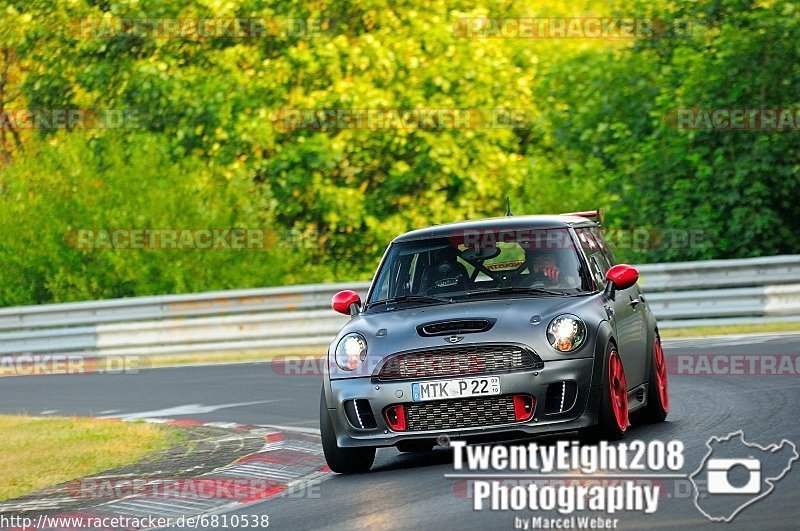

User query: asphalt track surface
[1,333,799,530]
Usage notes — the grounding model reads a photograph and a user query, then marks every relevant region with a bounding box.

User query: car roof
[392,215,598,243]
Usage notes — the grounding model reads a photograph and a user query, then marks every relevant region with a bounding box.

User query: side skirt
[627,383,649,414]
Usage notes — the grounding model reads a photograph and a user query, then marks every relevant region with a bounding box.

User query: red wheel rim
[654,337,669,412]
[608,350,628,431]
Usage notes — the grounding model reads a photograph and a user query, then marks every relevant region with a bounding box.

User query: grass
[660,321,800,339]
[0,415,182,501]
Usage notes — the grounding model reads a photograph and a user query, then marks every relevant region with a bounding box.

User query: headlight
[335,333,368,370]
[547,314,586,352]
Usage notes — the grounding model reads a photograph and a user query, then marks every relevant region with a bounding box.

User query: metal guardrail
[1,255,799,357]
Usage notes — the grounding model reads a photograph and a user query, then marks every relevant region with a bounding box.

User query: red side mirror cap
[332,290,362,315]
[606,264,639,290]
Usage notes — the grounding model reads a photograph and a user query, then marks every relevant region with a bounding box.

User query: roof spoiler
[560,210,603,223]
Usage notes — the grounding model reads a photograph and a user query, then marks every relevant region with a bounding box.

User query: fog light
[384,404,406,431]
[513,394,535,421]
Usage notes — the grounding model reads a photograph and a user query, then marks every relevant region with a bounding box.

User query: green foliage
[600,0,800,262]
[0,0,798,305]
[0,133,321,305]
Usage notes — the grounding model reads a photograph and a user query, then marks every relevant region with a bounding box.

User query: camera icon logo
[706,458,761,494]
[690,431,797,522]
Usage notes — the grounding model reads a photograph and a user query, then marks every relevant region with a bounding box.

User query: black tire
[396,440,434,453]
[630,333,669,425]
[319,389,376,474]
[580,342,628,443]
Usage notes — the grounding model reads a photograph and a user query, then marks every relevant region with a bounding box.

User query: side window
[591,227,617,267]
[375,252,415,299]
[404,254,418,294]
[593,253,611,286]
[373,263,392,300]
[590,255,606,288]
[593,248,612,275]
[576,228,607,289]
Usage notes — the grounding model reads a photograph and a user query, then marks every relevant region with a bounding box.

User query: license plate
[411,376,500,402]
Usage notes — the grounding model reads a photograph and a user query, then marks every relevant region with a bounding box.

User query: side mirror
[605,264,639,292]
[332,290,362,316]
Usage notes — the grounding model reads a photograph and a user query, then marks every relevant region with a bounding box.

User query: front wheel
[319,389,376,474]
[630,334,669,425]
[580,343,628,442]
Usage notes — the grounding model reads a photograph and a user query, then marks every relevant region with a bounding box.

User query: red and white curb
[4,418,331,530]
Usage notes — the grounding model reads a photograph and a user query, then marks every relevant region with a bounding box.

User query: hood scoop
[417,318,496,337]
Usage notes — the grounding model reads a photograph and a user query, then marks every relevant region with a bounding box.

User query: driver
[523,248,579,288]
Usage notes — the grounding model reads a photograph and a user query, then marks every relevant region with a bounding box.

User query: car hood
[329,294,608,378]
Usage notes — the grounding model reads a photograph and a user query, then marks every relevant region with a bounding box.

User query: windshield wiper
[460,286,577,298]
[366,294,452,309]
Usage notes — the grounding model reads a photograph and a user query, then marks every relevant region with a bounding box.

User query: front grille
[377,344,542,380]
[404,395,517,431]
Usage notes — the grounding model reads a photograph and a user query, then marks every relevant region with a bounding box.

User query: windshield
[367,227,591,307]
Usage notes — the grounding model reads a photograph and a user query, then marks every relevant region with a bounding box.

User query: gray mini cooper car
[320,212,669,473]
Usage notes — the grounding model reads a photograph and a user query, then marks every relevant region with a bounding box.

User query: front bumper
[324,357,599,448]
